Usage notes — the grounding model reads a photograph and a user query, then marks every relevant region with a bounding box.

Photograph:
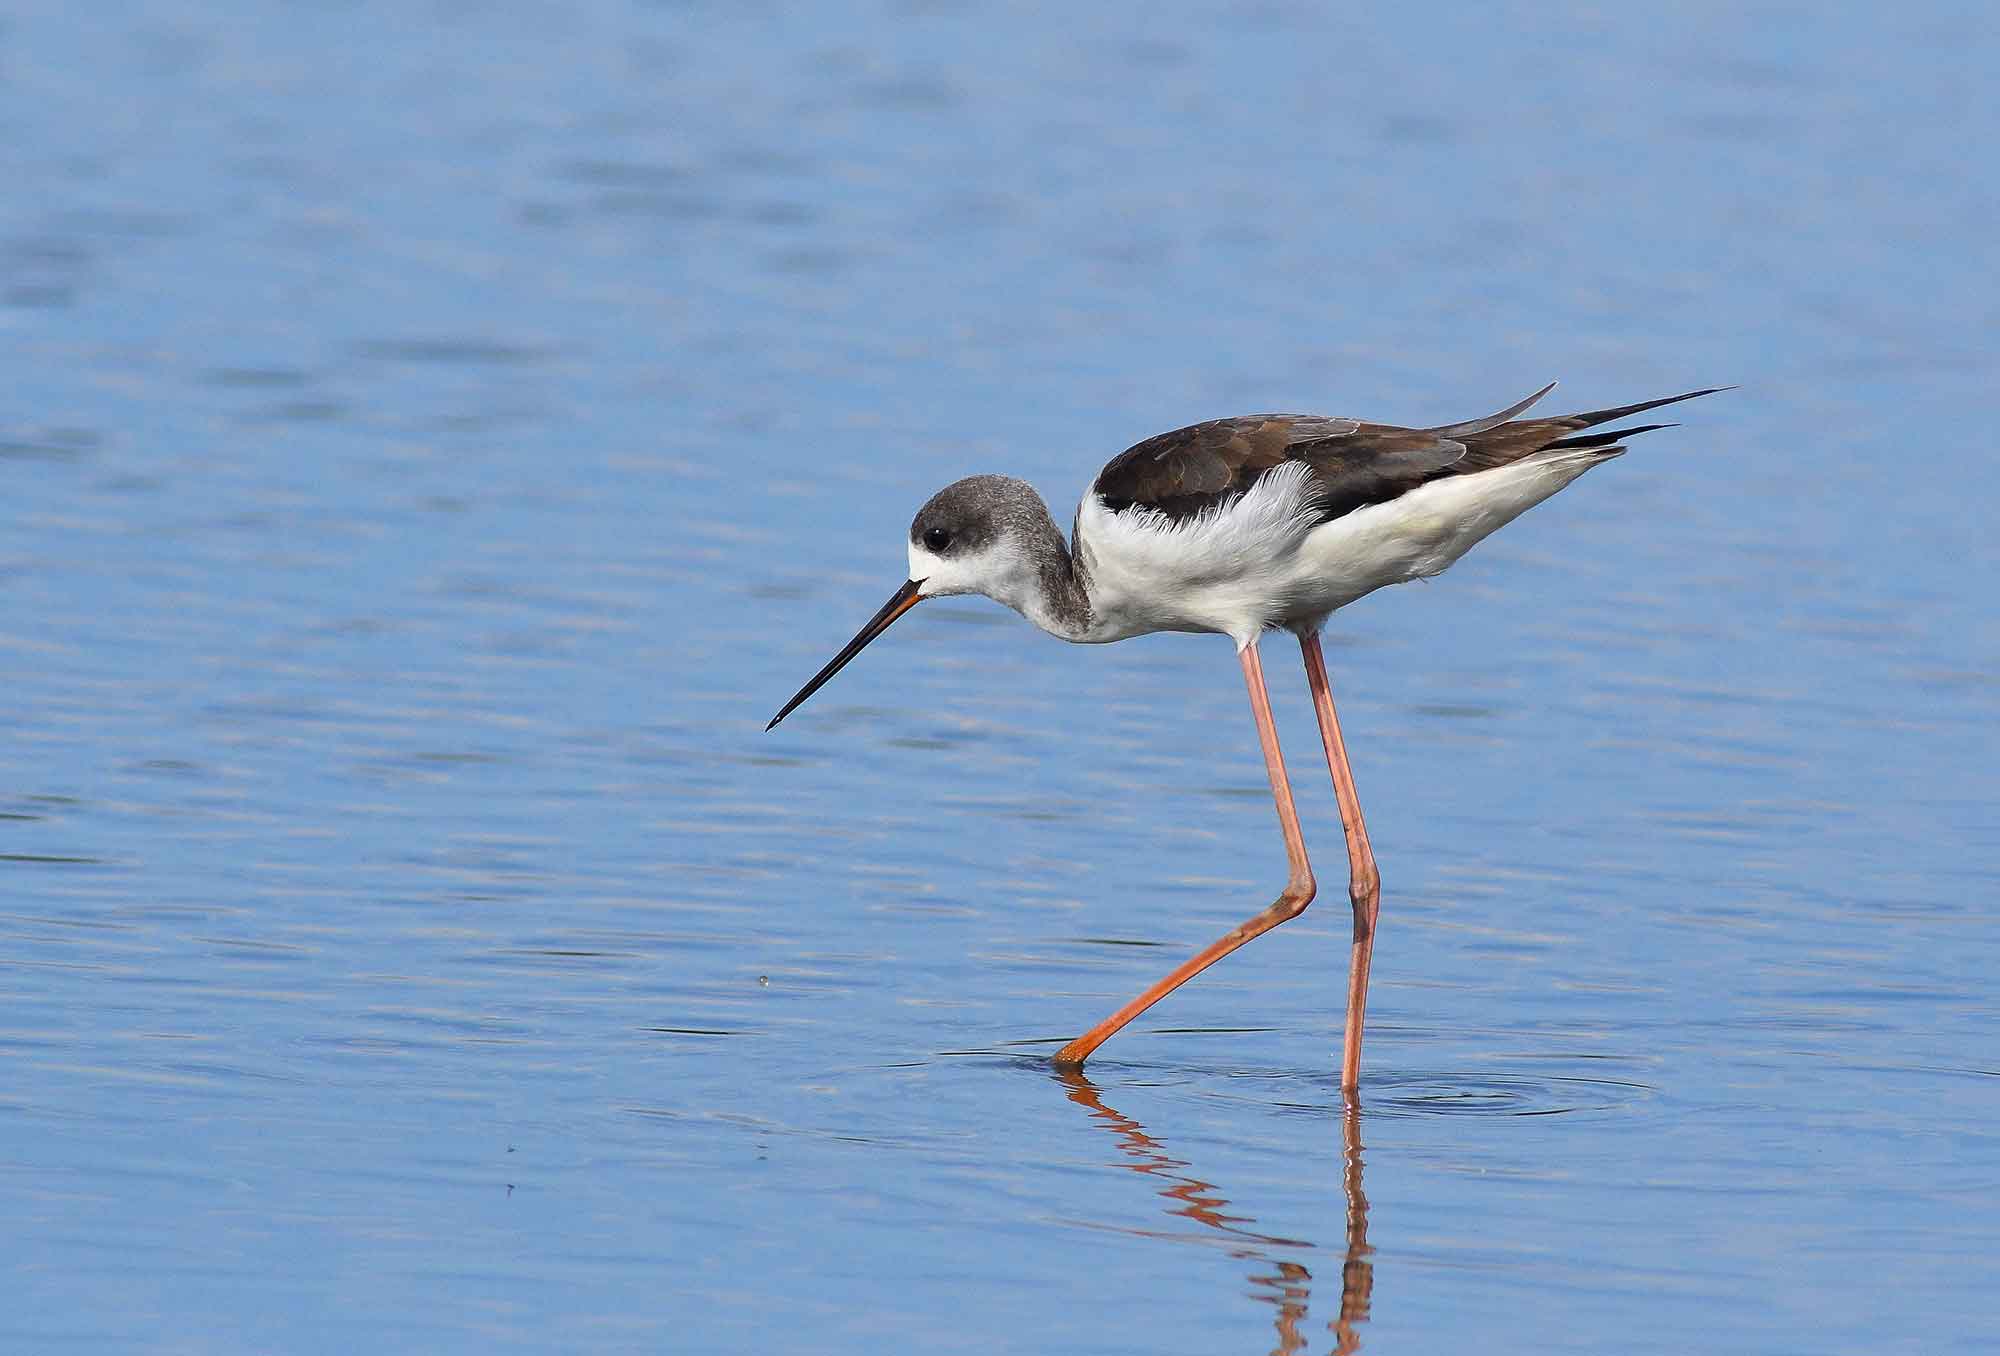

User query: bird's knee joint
[1279,875,1316,919]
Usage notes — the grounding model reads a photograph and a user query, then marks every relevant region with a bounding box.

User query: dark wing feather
[1091,386,1722,526]
[1092,415,1466,524]
[1448,387,1725,469]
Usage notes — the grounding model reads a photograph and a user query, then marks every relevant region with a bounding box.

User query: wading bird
[768,383,1717,1088]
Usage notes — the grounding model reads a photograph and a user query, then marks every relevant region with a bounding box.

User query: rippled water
[5,1,1996,1351]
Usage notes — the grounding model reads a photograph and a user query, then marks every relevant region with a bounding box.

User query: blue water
[5,1,1996,1351]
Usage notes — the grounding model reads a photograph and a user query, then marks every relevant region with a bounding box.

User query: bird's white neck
[987,497,1095,643]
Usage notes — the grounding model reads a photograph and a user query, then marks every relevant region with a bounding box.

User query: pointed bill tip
[766,579,925,731]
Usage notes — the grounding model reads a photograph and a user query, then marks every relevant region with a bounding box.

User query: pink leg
[1055,641,1316,1068]
[1299,632,1382,1092]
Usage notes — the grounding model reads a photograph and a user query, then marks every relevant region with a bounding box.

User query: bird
[767,381,1720,1088]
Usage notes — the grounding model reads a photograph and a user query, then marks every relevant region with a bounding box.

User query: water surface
[4,1,1996,1351]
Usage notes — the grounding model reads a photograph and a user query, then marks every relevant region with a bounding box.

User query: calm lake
[4,1,1996,1351]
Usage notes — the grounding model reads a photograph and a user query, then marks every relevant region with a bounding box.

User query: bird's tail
[1458,386,1726,469]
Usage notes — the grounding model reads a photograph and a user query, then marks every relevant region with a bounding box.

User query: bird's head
[905,474,1048,603]
[767,474,1051,729]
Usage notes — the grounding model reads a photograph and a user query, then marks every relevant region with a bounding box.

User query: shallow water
[4,1,1997,1351]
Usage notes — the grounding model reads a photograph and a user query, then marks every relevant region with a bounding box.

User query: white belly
[1075,450,1617,647]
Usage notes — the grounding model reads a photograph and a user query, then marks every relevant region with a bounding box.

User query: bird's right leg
[1054,640,1316,1068]
[1298,631,1382,1092]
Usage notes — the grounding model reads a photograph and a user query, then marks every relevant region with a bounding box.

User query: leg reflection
[1055,1069,1375,1354]
[1333,1091,1373,1355]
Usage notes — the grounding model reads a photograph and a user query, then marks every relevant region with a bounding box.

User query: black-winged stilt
[769,382,1720,1087]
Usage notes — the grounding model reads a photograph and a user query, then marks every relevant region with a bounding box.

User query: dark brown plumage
[1091,386,1722,526]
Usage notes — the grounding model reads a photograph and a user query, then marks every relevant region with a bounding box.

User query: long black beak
[767,579,925,730]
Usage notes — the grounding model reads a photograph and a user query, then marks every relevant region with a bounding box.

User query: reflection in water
[1056,1071,1374,1354]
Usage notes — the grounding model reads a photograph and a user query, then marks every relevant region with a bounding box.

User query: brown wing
[1091,386,1722,525]
[1091,415,1466,523]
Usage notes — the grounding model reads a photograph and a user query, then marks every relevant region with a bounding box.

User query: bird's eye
[923,527,951,552]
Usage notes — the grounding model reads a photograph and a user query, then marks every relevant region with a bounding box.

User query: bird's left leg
[1053,640,1316,1067]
